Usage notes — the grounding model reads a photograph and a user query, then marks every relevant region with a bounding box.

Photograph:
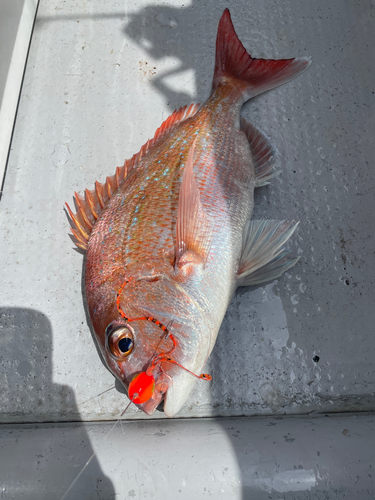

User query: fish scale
[66,9,310,417]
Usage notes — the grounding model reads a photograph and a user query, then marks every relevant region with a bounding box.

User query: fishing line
[61,379,138,498]
[149,321,173,364]
[116,277,171,333]
[116,276,176,367]
[121,400,132,416]
[59,418,120,500]
[78,385,116,406]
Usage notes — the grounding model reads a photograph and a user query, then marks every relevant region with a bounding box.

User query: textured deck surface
[1,0,374,423]
[1,413,375,499]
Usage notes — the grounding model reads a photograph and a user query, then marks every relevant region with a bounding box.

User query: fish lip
[162,359,214,416]
[163,371,201,417]
[138,372,172,416]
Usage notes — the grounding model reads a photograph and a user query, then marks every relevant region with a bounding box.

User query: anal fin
[175,137,211,270]
[240,117,281,187]
[237,220,299,286]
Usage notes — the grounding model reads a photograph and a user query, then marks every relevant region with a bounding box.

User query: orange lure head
[128,372,155,405]
[127,342,212,411]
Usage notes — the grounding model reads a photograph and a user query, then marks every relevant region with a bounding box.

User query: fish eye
[105,323,134,360]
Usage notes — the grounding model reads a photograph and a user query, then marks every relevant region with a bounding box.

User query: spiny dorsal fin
[152,103,200,146]
[240,117,281,187]
[66,103,200,250]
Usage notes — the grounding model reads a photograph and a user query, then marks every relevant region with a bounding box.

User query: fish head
[90,276,212,417]
[102,318,172,414]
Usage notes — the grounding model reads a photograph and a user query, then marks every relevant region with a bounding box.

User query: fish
[66,9,311,417]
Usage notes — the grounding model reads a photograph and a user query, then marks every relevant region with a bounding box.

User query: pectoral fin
[175,138,211,269]
[237,220,299,286]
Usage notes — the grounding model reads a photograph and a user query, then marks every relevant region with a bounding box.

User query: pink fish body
[66,10,310,417]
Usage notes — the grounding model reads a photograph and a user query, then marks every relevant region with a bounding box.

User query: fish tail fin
[213,9,311,99]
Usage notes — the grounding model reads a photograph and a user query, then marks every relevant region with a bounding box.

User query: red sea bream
[66,9,311,417]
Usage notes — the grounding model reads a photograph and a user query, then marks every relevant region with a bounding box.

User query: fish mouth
[138,373,197,417]
[138,371,172,416]
[136,356,209,417]
[135,365,206,417]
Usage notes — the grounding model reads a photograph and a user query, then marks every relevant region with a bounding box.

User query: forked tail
[213,9,311,99]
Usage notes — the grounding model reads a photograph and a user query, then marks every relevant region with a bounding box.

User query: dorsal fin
[65,103,200,250]
[240,117,281,187]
